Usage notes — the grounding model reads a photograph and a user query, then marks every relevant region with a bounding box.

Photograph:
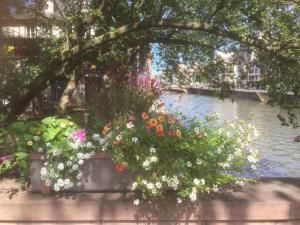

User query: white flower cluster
[215,121,260,172]
[193,178,205,186]
[92,133,108,148]
[189,187,197,202]
[126,122,134,129]
[163,175,180,190]
[142,147,158,170]
[40,130,108,192]
[149,99,168,114]
[131,137,138,143]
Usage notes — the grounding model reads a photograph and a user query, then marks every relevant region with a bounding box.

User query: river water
[161,91,300,177]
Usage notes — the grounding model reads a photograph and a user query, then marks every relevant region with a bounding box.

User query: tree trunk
[58,72,76,113]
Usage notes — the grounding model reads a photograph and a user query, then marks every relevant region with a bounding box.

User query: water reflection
[160,92,300,177]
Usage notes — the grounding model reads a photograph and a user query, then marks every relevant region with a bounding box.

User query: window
[26,27,36,38]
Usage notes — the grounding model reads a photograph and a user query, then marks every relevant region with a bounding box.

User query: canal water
[161,91,300,177]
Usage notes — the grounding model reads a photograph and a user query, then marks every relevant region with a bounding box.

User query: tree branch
[6,19,298,118]
[203,0,228,24]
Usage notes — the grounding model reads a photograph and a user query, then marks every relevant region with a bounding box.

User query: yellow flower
[157,113,165,122]
[168,116,175,124]
[27,141,33,146]
[176,129,182,137]
[122,162,128,168]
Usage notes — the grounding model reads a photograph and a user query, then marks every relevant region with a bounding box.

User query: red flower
[156,130,164,137]
[145,122,151,130]
[168,129,176,137]
[115,163,126,172]
[156,125,163,133]
[141,112,149,120]
[112,140,120,145]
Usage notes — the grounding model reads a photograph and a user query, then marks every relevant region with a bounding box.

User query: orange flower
[102,129,108,136]
[112,140,120,145]
[122,162,128,168]
[102,123,111,136]
[141,112,149,120]
[168,116,175,124]
[156,130,164,137]
[149,119,158,127]
[104,123,111,129]
[156,125,163,133]
[176,129,182,137]
[168,129,176,137]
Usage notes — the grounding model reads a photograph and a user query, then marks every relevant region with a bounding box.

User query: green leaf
[41,117,55,125]
[29,126,39,134]
[11,122,26,132]
[23,133,33,141]
[15,152,28,160]
[42,128,60,141]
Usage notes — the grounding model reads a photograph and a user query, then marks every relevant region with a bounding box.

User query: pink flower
[0,155,13,163]
[129,113,136,122]
[71,129,87,142]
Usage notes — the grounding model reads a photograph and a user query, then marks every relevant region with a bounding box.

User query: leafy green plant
[8,119,42,177]
[2,114,86,178]
[0,113,9,152]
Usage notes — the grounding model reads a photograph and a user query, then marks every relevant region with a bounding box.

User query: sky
[151,43,162,75]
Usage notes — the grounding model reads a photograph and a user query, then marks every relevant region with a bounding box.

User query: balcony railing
[0,26,38,39]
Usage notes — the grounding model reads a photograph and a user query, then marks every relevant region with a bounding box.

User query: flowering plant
[107,111,259,204]
[37,117,106,191]
[6,115,107,190]
[88,66,161,123]
[4,106,258,203]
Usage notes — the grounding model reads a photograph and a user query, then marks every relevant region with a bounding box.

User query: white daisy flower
[155,182,162,189]
[126,122,134,129]
[57,163,64,171]
[72,164,79,170]
[54,183,60,192]
[150,147,156,153]
[131,137,138,143]
[193,178,200,186]
[177,197,182,203]
[133,199,140,205]
[86,142,93,148]
[57,179,64,187]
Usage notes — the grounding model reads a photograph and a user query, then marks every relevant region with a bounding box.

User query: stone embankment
[185,87,269,102]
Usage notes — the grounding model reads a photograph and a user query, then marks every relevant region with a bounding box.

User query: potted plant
[104,111,259,204]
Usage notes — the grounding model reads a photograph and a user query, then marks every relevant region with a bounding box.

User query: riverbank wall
[185,87,269,102]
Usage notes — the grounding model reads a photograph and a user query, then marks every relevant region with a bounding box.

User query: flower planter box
[29,153,134,194]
